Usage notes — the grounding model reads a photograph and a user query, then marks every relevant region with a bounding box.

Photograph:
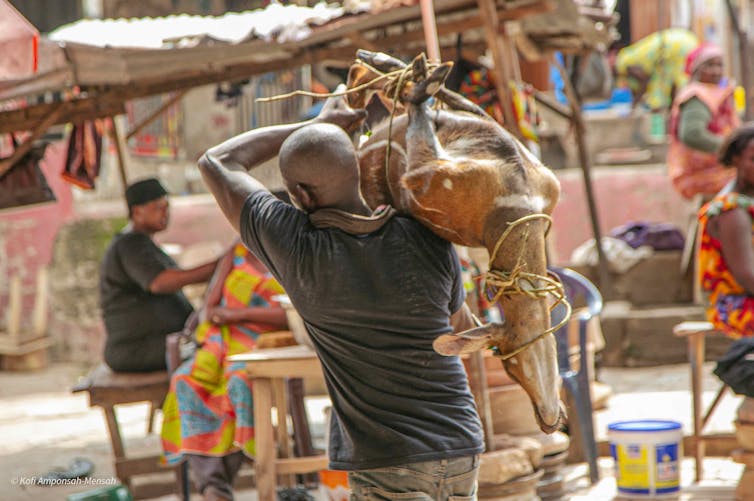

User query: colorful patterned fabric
[161,243,285,463]
[668,81,739,199]
[458,68,539,141]
[698,193,754,338]
[616,28,698,110]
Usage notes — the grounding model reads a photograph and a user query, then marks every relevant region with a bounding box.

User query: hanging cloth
[61,119,104,189]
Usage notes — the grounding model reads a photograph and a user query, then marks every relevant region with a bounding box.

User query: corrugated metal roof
[48,1,365,49]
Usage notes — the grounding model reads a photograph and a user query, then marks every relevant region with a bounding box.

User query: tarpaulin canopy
[0,0,38,80]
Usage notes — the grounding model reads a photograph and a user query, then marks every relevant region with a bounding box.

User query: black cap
[125,178,168,209]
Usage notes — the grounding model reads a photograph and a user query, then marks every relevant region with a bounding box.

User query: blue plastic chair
[549,266,603,484]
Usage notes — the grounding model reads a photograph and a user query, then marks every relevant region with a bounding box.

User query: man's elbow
[197,151,215,173]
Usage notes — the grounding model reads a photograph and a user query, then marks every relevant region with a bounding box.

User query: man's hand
[315,85,368,134]
[207,306,236,325]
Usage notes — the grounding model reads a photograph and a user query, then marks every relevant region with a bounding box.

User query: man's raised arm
[198,122,312,232]
[197,92,366,232]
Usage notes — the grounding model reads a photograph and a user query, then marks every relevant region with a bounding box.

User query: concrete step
[568,250,694,306]
[599,301,732,367]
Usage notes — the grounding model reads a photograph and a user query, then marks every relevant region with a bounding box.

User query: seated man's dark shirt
[100,231,193,372]
[240,191,484,471]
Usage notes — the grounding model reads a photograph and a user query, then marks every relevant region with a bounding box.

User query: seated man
[99,178,219,372]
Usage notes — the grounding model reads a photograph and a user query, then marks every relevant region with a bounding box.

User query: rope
[384,64,413,185]
[255,62,401,103]
[254,59,440,104]
[482,213,572,360]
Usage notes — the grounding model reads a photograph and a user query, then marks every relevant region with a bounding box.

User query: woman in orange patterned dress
[668,43,740,200]
[698,124,754,338]
[160,241,287,500]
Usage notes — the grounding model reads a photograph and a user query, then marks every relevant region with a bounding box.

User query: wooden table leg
[254,377,277,501]
[690,332,705,482]
[273,377,295,487]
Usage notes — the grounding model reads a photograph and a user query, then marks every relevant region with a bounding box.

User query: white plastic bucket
[608,420,682,497]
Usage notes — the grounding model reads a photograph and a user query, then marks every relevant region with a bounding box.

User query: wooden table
[229,345,329,501]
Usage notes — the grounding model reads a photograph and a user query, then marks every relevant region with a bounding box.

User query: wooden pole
[475,0,524,140]
[469,351,495,451]
[419,0,442,63]
[125,90,186,140]
[107,117,129,195]
[725,0,753,121]
[554,60,611,292]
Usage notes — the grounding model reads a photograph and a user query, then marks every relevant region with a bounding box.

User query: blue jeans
[348,455,479,500]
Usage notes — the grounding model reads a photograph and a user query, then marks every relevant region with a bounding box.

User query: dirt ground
[0,362,746,500]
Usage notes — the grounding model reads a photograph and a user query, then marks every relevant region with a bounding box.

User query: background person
[668,43,740,200]
[161,240,288,501]
[614,28,698,111]
[196,94,484,499]
[99,177,218,372]
[697,124,754,338]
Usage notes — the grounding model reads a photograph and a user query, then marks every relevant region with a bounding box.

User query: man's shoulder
[390,215,450,245]
[112,231,153,247]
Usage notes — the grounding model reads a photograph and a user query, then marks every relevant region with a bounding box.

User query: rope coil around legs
[484,213,572,360]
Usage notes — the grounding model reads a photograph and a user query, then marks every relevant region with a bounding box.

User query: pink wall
[549,166,691,264]
[0,142,74,312]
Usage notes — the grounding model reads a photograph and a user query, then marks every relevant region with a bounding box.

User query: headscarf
[125,178,168,209]
[685,43,723,77]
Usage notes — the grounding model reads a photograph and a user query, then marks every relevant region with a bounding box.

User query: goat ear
[433,331,492,355]
[346,64,374,109]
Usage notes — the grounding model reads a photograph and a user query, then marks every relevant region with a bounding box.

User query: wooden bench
[0,268,52,370]
[72,363,184,498]
[673,321,734,482]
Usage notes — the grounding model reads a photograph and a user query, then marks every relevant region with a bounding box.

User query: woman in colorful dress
[668,42,740,200]
[615,28,698,111]
[698,124,754,338]
[161,241,288,501]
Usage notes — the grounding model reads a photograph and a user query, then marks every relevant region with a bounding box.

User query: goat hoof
[356,50,407,72]
[402,61,453,104]
[410,53,428,82]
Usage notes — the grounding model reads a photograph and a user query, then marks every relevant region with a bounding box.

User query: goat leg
[356,49,407,73]
[436,88,493,121]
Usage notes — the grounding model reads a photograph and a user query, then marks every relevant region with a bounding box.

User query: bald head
[279,123,361,210]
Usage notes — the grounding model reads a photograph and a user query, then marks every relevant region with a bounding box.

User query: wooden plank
[0,348,49,370]
[0,102,67,177]
[252,378,276,501]
[300,0,473,48]
[0,98,124,134]
[0,336,52,355]
[114,455,164,478]
[276,455,329,474]
[88,385,168,408]
[475,0,523,139]
[246,359,323,380]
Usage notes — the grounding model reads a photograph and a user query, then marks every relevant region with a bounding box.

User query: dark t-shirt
[99,231,194,372]
[240,191,484,470]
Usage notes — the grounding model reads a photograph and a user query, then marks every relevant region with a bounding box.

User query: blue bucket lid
[608,420,682,432]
